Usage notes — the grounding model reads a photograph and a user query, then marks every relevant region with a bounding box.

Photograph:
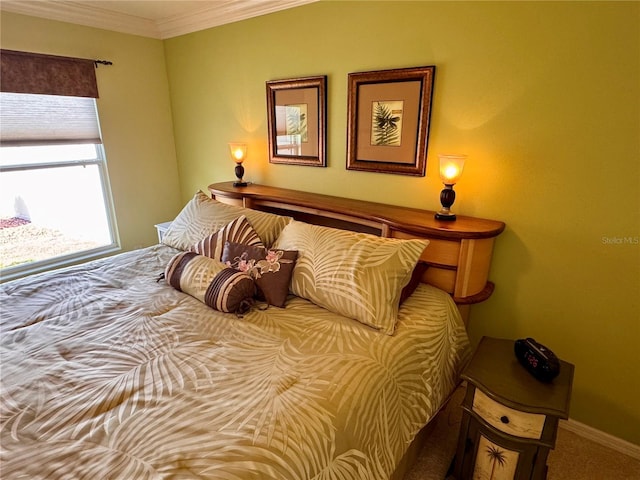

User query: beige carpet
[546,429,640,480]
[404,386,464,480]
[404,385,640,480]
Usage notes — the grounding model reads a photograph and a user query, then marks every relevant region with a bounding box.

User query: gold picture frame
[266,75,327,167]
[346,66,435,176]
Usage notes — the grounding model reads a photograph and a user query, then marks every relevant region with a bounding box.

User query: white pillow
[162,191,291,250]
[273,220,428,334]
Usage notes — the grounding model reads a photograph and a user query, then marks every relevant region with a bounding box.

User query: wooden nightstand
[453,336,574,480]
[154,221,172,243]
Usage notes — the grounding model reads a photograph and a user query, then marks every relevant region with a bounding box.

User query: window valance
[0,49,99,98]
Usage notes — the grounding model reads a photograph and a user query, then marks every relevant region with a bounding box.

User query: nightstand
[154,221,172,243]
[453,336,574,480]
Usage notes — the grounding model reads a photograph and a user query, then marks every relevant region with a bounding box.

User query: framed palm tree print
[266,75,327,167]
[346,66,435,176]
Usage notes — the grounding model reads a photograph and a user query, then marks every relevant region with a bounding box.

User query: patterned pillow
[190,215,263,261]
[272,220,429,334]
[165,251,255,314]
[162,191,291,250]
[222,241,298,308]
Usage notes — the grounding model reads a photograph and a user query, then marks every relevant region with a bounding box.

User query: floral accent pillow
[222,242,298,308]
[190,215,263,261]
[272,220,428,334]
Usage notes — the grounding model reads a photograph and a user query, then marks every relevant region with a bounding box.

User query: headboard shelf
[209,182,504,241]
[209,182,505,319]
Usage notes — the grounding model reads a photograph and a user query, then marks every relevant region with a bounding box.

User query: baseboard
[561,419,640,460]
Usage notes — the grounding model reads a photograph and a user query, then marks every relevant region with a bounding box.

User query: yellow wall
[0,12,182,251]
[164,1,640,444]
[2,1,638,446]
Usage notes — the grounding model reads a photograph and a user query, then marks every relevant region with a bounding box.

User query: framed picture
[346,66,435,176]
[266,75,327,167]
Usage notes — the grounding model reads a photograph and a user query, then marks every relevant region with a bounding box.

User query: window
[0,92,118,281]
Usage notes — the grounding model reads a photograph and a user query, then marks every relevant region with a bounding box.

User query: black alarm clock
[514,338,560,382]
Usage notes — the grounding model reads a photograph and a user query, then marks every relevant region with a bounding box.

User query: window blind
[0,92,101,146]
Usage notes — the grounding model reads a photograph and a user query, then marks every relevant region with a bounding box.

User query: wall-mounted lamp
[228,143,248,187]
[435,154,466,221]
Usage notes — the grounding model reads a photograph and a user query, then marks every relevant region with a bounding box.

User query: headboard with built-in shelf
[209,182,505,323]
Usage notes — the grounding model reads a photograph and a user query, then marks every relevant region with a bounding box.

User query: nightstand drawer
[472,389,545,439]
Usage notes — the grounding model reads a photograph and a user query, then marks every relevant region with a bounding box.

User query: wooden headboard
[209,182,505,322]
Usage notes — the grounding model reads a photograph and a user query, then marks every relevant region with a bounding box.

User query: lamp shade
[229,143,247,163]
[438,154,466,184]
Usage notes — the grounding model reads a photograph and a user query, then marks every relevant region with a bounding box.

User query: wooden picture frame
[266,75,327,167]
[346,66,435,176]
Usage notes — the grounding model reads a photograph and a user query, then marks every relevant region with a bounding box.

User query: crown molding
[157,0,317,39]
[0,0,318,39]
[1,1,162,38]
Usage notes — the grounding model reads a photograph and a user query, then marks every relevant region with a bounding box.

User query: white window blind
[0,92,102,146]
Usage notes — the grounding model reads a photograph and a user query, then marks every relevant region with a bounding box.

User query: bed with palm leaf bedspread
[0,193,470,480]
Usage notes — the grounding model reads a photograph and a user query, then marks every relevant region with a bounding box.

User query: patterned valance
[0,49,99,98]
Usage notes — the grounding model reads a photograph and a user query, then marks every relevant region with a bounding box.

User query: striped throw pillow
[190,215,263,261]
[165,252,255,314]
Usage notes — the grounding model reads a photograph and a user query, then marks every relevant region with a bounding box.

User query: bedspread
[1,245,469,479]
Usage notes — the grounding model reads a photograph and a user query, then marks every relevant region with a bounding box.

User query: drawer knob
[500,415,510,424]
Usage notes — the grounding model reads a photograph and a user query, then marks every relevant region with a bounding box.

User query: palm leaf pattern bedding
[0,245,469,479]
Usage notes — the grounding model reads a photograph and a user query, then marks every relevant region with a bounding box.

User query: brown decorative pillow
[222,241,298,308]
[190,215,263,261]
[399,262,428,304]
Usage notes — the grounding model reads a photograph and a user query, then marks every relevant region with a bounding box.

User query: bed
[0,183,504,479]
